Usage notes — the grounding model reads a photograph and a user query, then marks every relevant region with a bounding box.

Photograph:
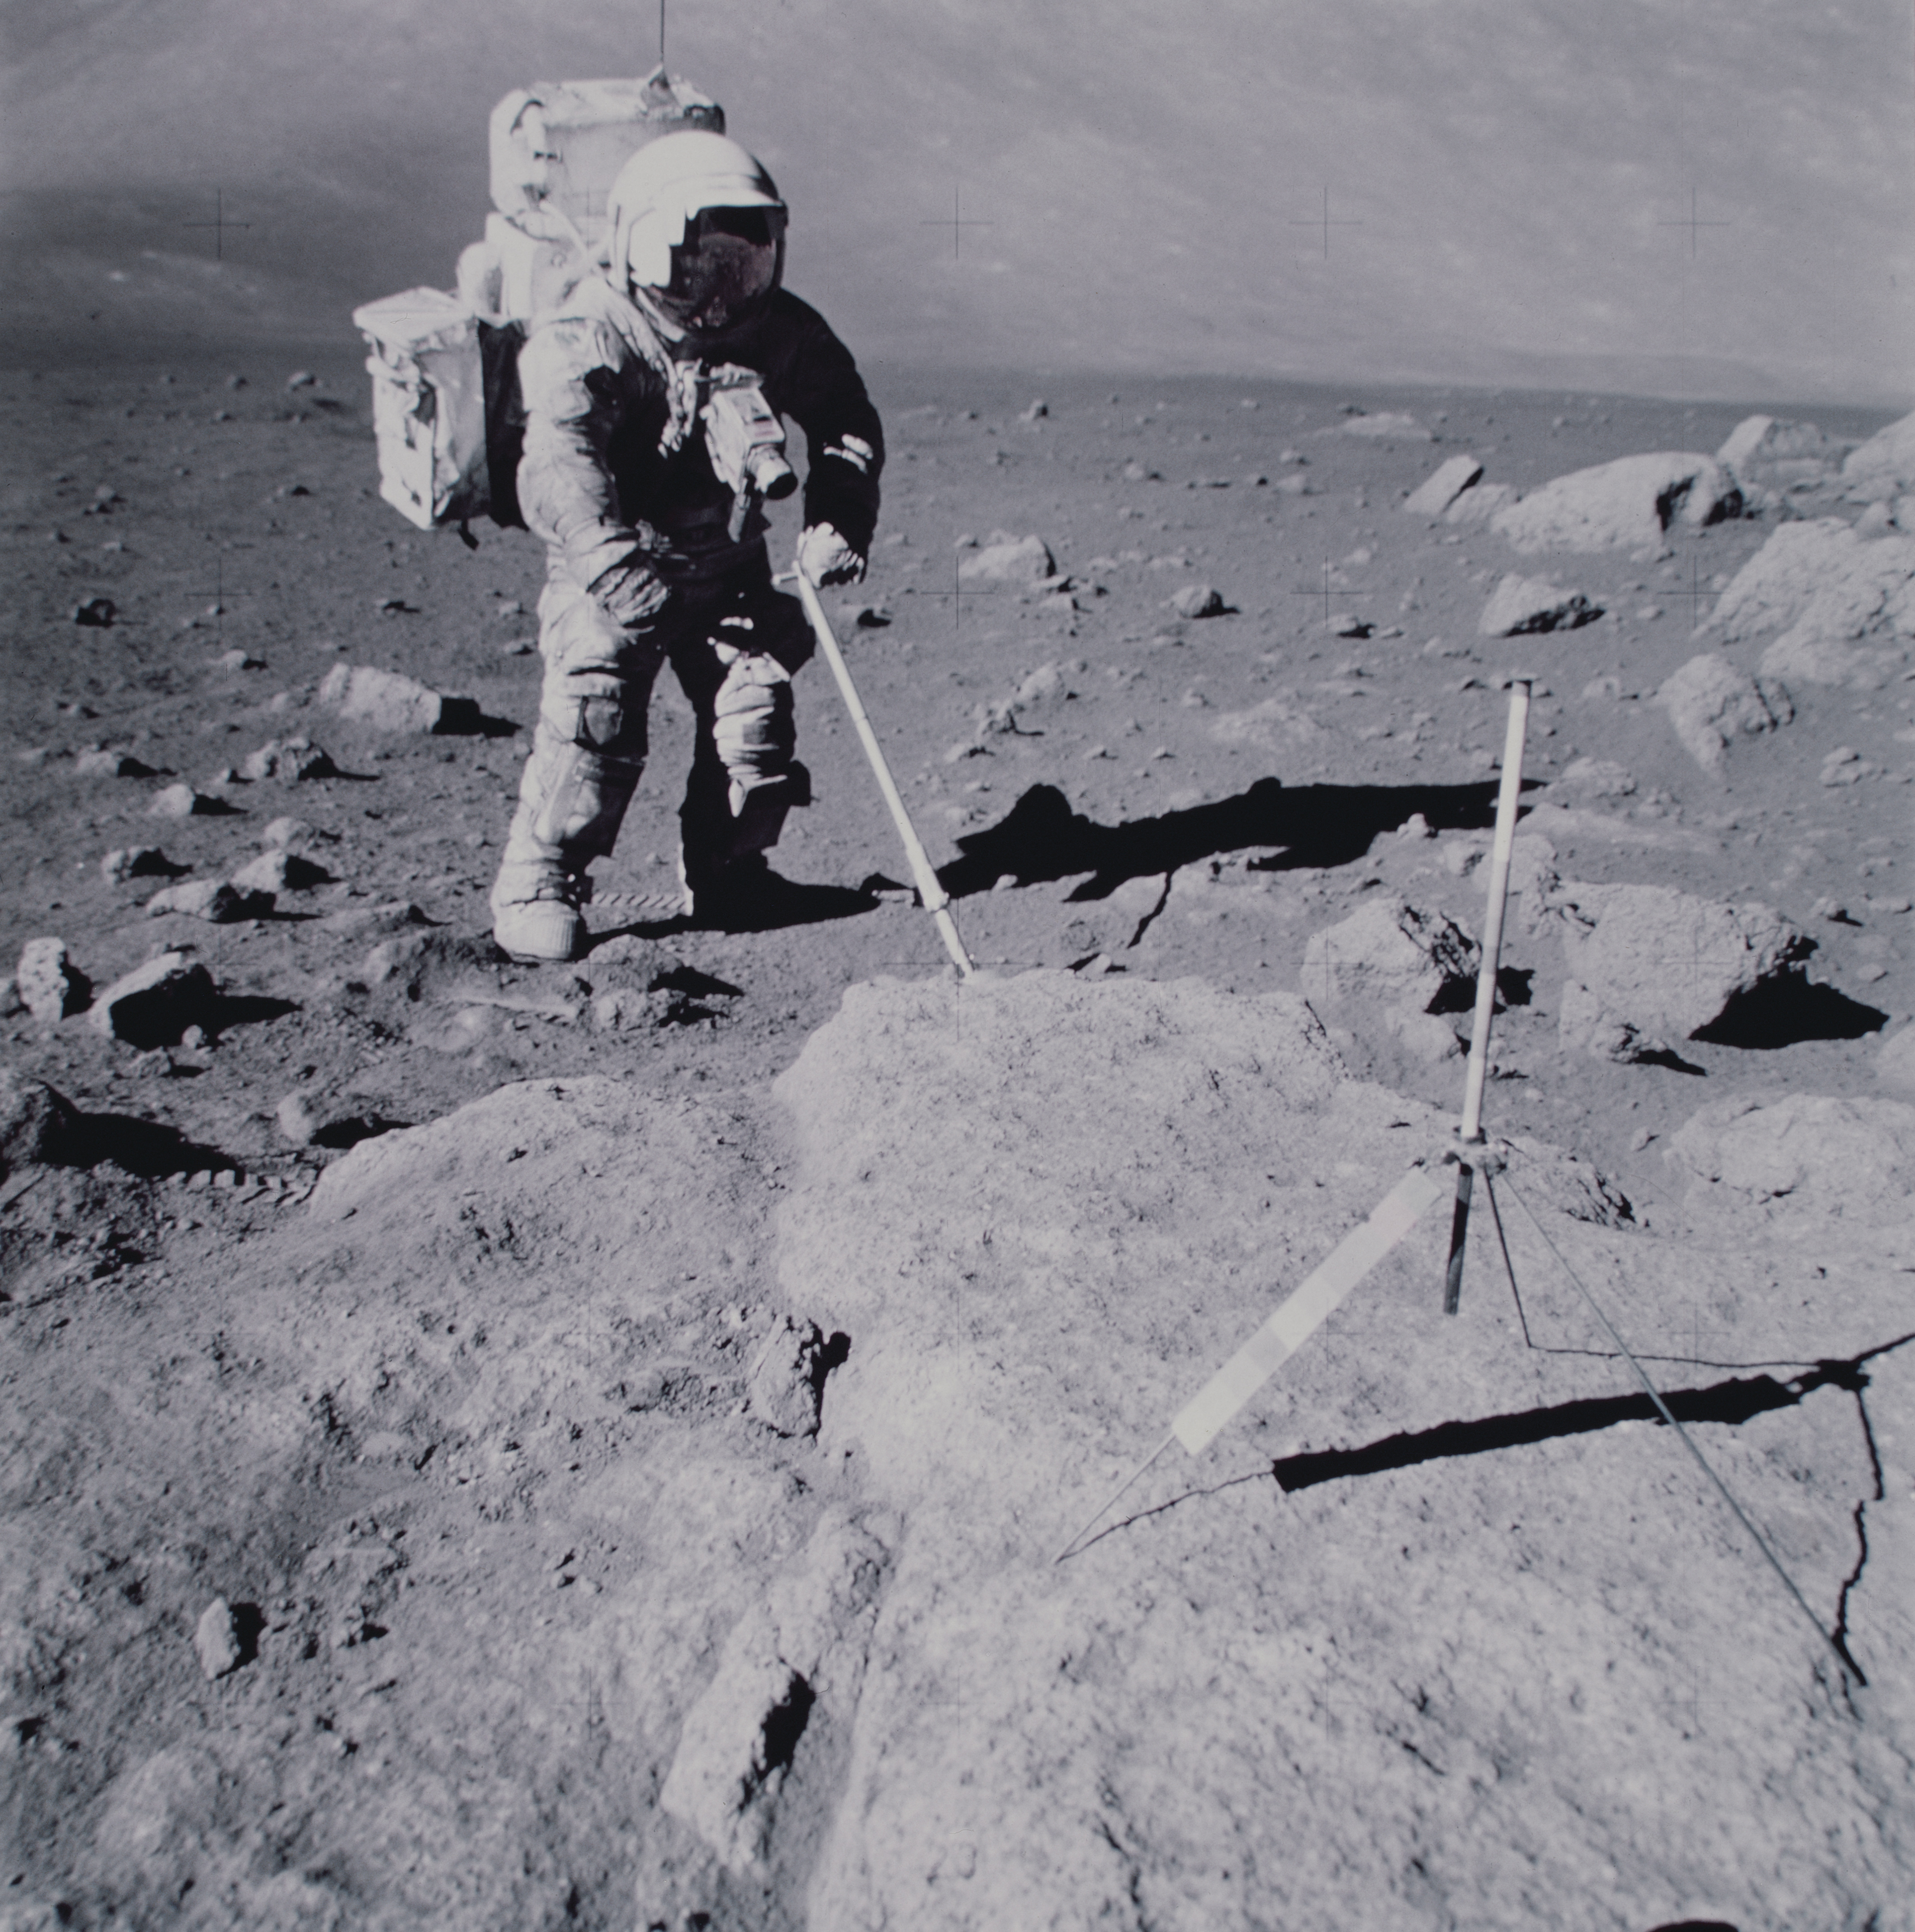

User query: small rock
[319,902,427,938]
[101,849,179,893]
[72,597,116,627]
[1656,654,1793,773]
[286,370,317,390]
[318,662,479,734]
[242,736,338,782]
[1403,455,1484,516]
[1819,746,1871,788]
[1169,584,1226,620]
[747,1316,831,1437]
[148,782,218,819]
[1558,979,1670,1063]
[957,533,1056,584]
[17,937,90,1021]
[145,878,273,923]
[88,951,217,1048]
[261,816,318,849]
[1553,757,1636,801]
[277,1094,318,1146]
[1328,612,1371,638]
[217,647,265,670]
[72,748,156,779]
[194,1598,242,1680]
[1338,410,1432,440]
[1020,399,1048,422]
[594,988,671,1030]
[0,1066,80,1178]
[1478,574,1603,637]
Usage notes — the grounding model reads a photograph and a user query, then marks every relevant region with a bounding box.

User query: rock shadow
[202,993,302,1044]
[938,776,1517,900]
[61,1111,233,1179]
[1691,974,1887,1050]
[434,704,520,740]
[310,1115,408,1151]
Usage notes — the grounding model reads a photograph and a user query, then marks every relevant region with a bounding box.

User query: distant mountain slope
[3,0,1910,401]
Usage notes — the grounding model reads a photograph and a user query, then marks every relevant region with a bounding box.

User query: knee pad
[710,656,795,785]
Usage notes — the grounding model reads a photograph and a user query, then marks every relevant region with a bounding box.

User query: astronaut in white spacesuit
[490,130,883,961]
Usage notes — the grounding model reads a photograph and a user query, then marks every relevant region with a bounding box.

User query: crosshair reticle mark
[922,185,993,261]
[1290,558,1379,631]
[1656,186,1731,259]
[1290,187,1363,259]
[903,551,1012,629]
[1662,556,1719,626]
[185,548,254,649]
[180,190,252,262]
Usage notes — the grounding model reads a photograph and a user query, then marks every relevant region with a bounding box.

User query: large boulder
[86,951,217,1048]
[1668,1092,1915,1237]
[1841,407,1915,501]
[1302,898,1477,1058]
[1656,652,1793,773]
[15,937,88,1022]
[1490,453,1739,554]
[1700,519,1915,690]
[318,663,480,735]
[767,972,1899,1929]
[1478,572,1602,636]
[0,1067,79,1178]
[1402,454,1482,518]
[1301,897,1477,1015]
[1714,414,1843,507]
[1530,878,1812,1051]
[143,878,275,922]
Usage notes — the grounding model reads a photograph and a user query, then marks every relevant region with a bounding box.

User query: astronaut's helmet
[609,131,786,336]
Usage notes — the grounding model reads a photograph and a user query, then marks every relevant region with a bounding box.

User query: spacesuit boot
[491,704,647,962]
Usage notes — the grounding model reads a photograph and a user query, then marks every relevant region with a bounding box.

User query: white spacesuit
[490,131,883,961]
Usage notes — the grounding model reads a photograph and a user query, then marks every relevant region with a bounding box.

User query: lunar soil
[3,356,1913,1929]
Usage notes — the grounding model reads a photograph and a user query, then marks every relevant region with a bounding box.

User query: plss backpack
[352,68,723,545]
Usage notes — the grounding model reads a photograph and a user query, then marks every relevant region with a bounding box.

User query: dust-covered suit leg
[490,575,665,957]
[488,301,673,961]
[669,584,815,899]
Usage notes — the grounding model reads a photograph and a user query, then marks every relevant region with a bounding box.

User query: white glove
[796,522,866,587]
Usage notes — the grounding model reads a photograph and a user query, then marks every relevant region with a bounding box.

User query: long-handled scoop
[780,566,974,978]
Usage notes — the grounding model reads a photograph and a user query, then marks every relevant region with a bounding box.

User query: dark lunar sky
[3,0,1911,401]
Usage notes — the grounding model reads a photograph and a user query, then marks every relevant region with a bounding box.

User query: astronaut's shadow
[937,776,1518,899]
[591,875,879,942]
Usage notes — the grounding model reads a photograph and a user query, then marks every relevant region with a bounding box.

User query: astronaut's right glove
[795,522,866,588]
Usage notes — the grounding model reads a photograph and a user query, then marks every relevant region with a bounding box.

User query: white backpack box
[353,287,489,531]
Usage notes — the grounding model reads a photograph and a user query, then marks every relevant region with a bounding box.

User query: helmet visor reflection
[648,206,784,332]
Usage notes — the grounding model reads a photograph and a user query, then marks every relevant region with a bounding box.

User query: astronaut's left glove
[796,522,866,588]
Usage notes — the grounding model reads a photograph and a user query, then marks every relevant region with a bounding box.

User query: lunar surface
[3,354,1914,1928]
